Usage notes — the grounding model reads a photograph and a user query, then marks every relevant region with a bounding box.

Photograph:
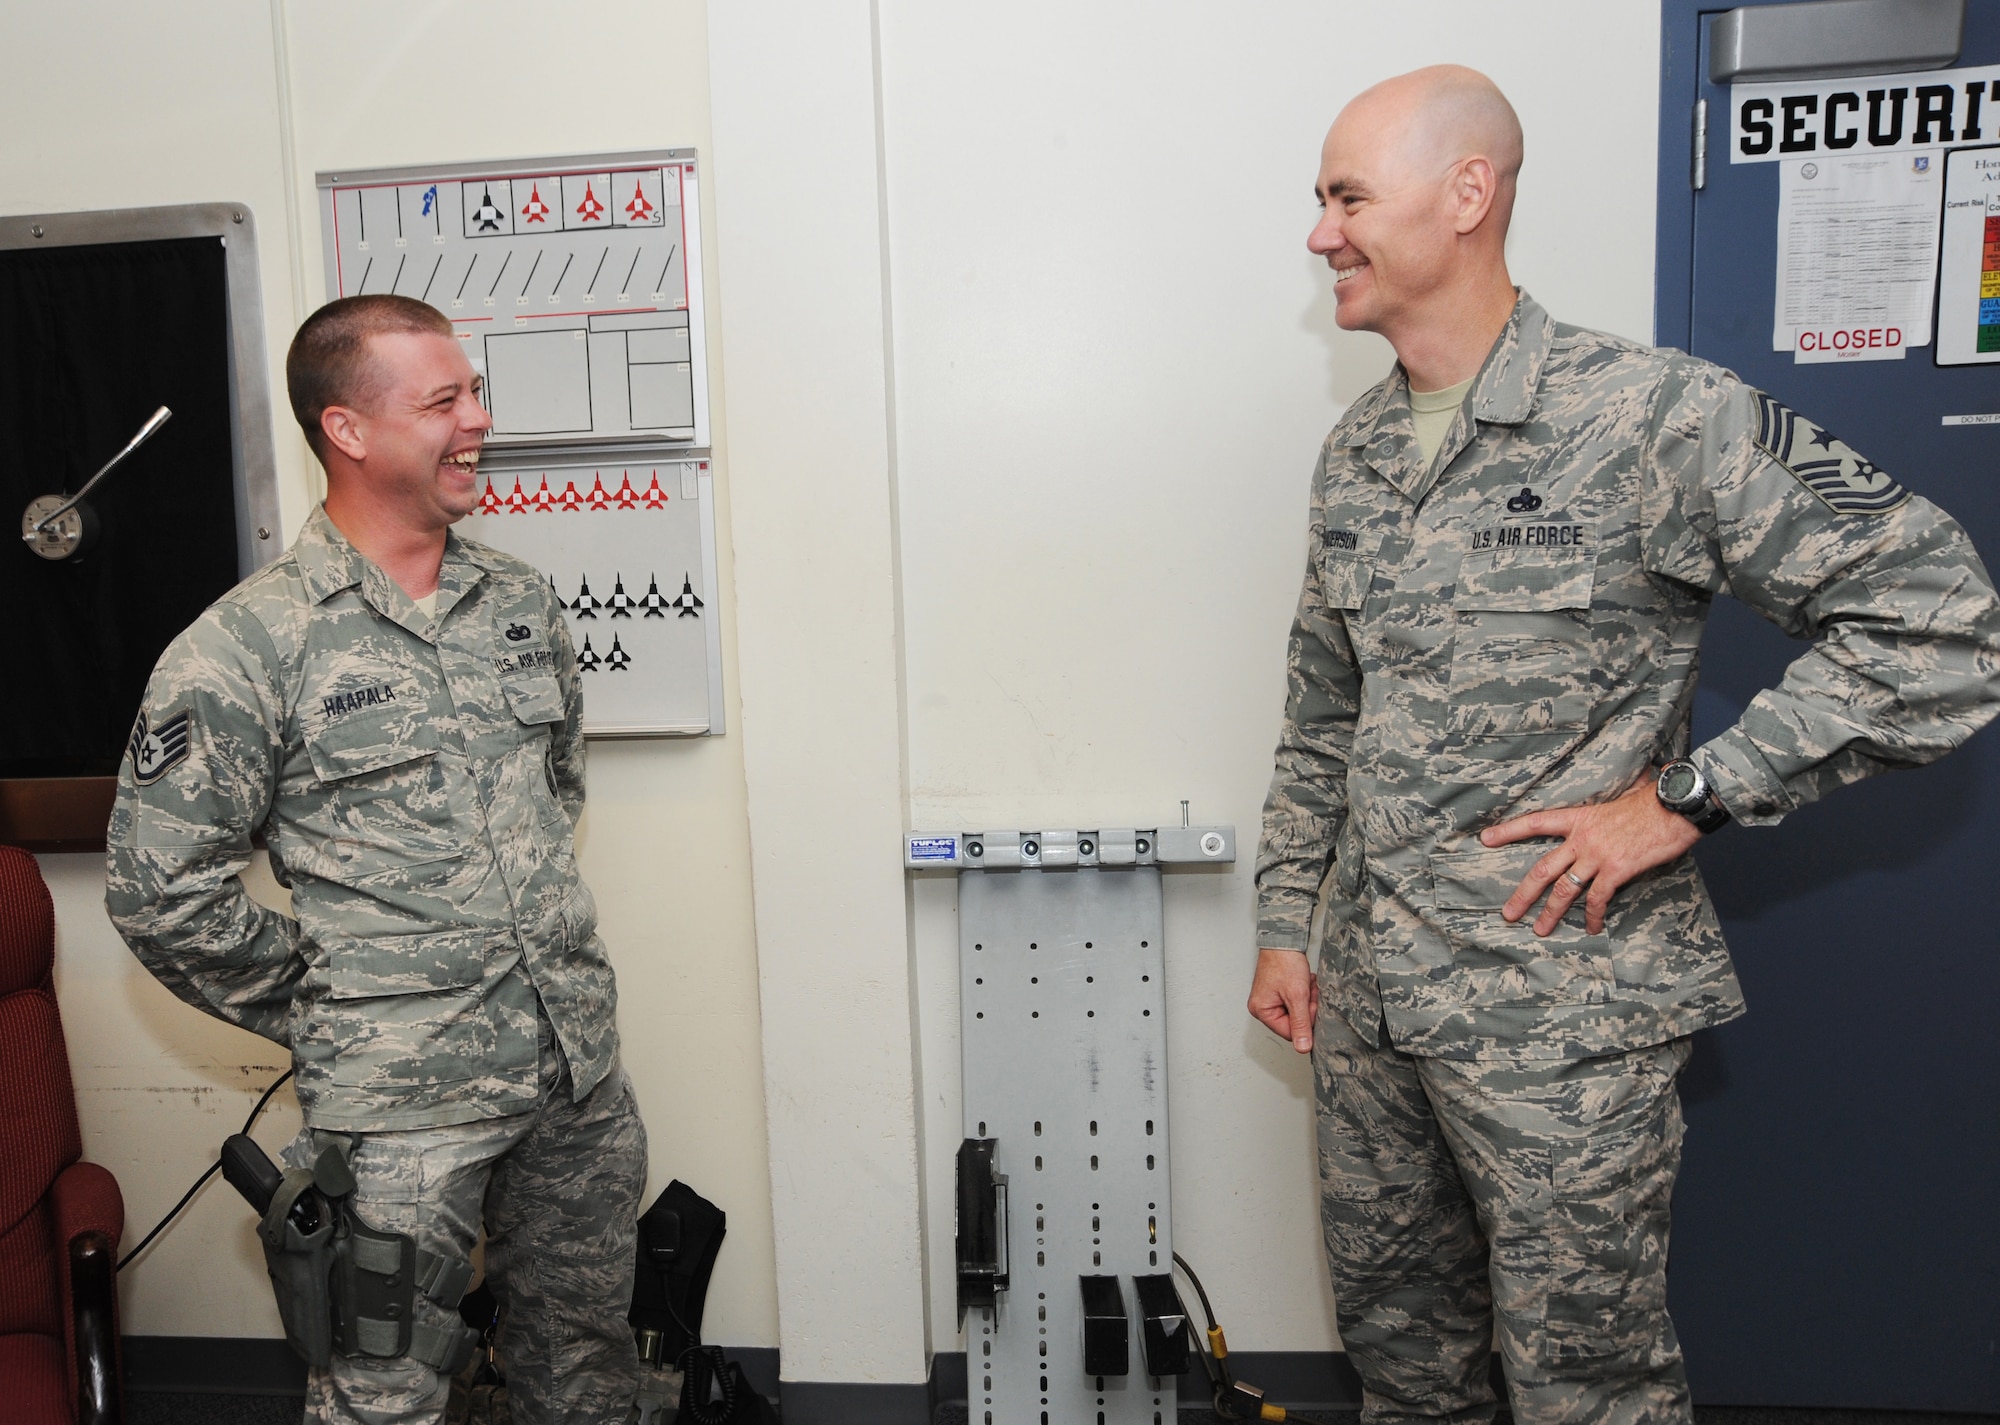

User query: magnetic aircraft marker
[639,575,670,616]
[606,574,635,617]
[421,184,438,220]
[606,633,632,671]
[669,573,704,618]
[455,254,479,301]
[622,249,643,296]
[624,179,655,223]
[575,182,605,224]
[520,183,551,224]
[655,246,677,295]
[549,252,574,298]
[487,251,512,298]
[586,247,609,297]
[577,633,601,672]
[519,249,543,299]
[420,254,444,303]
[471,186,505,232]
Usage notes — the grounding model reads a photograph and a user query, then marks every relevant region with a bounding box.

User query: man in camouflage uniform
[107,294,646,1425]
[1248,67,2000,1424]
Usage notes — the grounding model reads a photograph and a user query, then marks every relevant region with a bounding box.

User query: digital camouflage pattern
[1314,1005,1691,1425]
[295,1007,646,1425]
[1257,292,2000,1061]
[107,506,619,1130]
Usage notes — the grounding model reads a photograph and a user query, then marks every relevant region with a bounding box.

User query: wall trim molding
[122,1337,782,1403]
[125,1337,1377,1419]
[929,1348,1367,1413]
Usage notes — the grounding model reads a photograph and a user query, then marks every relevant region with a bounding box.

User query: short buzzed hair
[286,294,453,462]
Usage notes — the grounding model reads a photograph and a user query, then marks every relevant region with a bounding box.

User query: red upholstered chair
[0,844,123,1425]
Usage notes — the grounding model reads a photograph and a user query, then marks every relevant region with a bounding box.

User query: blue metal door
[1656,1,2000,1410]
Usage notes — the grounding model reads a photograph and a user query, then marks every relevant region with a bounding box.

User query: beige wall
[6,0,1668,1386]
[4,0,776,1349]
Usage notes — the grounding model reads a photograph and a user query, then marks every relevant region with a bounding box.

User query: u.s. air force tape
[129,708,192,785]
[1752,392,1910,516]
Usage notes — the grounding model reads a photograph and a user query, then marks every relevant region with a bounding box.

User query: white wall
[6,0,1667,1387]
[4,0,776,1350]
[879,0,1663,1352]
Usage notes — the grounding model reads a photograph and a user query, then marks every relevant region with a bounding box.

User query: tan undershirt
[1409,375,1476,465]
[413,590,439,619]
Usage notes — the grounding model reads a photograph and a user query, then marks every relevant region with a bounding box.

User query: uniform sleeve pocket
[303,708,439,782]
[326,928,486,1000]
[502,675,565,727]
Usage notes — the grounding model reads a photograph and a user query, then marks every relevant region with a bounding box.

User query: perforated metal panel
[960,864,1176,1425]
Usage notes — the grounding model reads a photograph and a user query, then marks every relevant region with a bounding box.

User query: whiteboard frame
[315,148,711,452]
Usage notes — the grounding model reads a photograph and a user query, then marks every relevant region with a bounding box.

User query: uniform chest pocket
[1446,544,1598,737]
[304,705,440,782]
[502,672,565,728]
[300,707,457,865]
[1318,528,1382,612]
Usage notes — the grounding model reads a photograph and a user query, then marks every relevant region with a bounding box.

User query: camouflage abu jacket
[1256,293,2000,1061]
[107,506,617,1129]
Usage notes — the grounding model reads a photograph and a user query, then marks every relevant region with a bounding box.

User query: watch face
[1660,764,1700,805]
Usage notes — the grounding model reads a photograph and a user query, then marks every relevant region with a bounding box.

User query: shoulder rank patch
[129,709,192,785]
[1752,392,1911,515]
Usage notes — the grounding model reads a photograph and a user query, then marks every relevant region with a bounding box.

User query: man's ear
[1451,156,1499,235]
[320,404,368,463]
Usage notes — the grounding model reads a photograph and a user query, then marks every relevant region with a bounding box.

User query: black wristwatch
[1656,758,1730,834]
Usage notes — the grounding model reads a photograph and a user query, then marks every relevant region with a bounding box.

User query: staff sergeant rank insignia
[129,709,192,785]
[1752,392,1911,516]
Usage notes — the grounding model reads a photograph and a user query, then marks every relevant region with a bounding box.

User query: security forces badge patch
[1752,392,1911,515]
[128,709,192,785]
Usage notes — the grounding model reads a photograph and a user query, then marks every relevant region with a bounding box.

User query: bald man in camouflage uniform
[1249,69,2000,1424]
[107,295,645,1425]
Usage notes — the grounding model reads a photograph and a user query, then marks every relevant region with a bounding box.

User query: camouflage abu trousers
[1314,994,1693,1425]
[287,1005,647,1425]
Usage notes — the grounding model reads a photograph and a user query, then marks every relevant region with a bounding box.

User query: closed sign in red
[1797,325,1903,353]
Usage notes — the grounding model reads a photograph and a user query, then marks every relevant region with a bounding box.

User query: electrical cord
[674,1345,742,1425]
[1173,1251,1296,1424]
[117,1068,294,1271]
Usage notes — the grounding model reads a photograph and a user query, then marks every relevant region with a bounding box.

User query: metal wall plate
[960,866,1176,1425]
[0,203,281,579]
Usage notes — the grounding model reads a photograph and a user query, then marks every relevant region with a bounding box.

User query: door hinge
[1693,98,1709,190]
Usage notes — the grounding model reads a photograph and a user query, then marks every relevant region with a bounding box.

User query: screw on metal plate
[30,225,44,239]
[257,527,271,540]
[232,211,245,223]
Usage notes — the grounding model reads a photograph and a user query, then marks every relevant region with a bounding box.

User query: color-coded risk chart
[1936,146,2000,366]
[1981,212,2000,353]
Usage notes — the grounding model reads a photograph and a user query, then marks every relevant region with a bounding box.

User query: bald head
[1307,66,1525,381]
[1335,65,1522,215]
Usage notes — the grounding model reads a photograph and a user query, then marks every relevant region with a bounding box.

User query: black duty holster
[254,1143,479,1374]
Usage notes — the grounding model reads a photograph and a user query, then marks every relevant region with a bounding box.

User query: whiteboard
[316,149,711,449]
[460,458,724,737]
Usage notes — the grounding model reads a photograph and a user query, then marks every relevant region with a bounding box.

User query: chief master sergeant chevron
[1246,67,2000,1425]
[106,294,646,1425]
